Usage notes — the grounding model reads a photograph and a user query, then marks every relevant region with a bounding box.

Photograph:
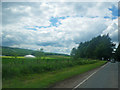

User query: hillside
[0,46,69,56]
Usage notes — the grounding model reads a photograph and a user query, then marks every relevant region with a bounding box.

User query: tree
[115,43,120,61]
[34,48,45,63]
[40,48,45,59]
[71,35,115,60]
[70,48,76,59]
[35,48,44,57]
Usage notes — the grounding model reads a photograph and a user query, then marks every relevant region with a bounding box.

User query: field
[2,56,99,79]
[0,55,70,59]
[3,60,106,88]
[2,55,107,88]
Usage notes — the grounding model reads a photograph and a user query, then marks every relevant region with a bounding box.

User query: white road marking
[72,62,109,90]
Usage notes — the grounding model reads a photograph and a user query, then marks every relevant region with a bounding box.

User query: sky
[1,2,119,54]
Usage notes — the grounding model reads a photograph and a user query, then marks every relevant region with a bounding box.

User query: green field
[2,56,97,79]
[2,55,107,88]
[3,60,106,88]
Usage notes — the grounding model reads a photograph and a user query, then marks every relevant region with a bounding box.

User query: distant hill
[0,46,69,56]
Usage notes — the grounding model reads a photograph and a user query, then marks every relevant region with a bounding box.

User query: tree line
[115,43,120,61]
[71,35,120,61]
[1,46,69,57]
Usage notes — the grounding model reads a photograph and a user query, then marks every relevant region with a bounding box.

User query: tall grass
[2,57,98,79]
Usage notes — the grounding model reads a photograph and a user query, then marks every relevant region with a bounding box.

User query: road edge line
[72,62,108,90]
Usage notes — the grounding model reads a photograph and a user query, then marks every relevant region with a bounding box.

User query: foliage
[3,61,106,88]
[115,43,120,61]
[71,35,115,60]
[2,57,98,79]
[70,48,76,58]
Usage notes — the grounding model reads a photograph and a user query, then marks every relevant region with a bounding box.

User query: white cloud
[2,2,118,54]
[102,18,118,42]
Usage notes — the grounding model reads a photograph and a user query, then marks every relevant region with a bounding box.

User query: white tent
[24,55,35,58]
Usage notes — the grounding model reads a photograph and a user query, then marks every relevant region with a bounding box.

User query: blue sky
[2,2,118,54]
[109,5,118,16]
[24,5,118,31]
[25,16,69,30]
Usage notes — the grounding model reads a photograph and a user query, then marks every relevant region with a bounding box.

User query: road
[76,62,118,88]
[52,62,119,88]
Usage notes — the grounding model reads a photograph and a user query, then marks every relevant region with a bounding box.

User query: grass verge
[3,61,107,88]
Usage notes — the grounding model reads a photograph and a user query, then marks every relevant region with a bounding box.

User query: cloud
[2,2,116,25]
[102,18,118,42]
[2,2,118,54]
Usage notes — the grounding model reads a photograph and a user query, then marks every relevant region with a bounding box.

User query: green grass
[2,57,98,79]
[3,61,106,88]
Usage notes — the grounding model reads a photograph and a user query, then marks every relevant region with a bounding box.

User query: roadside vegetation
[115,43,120,62]
[3,60,106,88]
[3,56,98,79]
[2,34,118,88]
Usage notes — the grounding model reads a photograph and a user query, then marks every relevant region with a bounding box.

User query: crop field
[2,56,99,79]
[0,55,70,59]
[0,56,24,58]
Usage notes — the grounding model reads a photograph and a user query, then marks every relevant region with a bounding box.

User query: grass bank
[2,58,97,79]
[3,61,107,88]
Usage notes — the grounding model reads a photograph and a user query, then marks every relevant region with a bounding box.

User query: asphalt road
[76,62,118,88]
[52,62,119,89]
